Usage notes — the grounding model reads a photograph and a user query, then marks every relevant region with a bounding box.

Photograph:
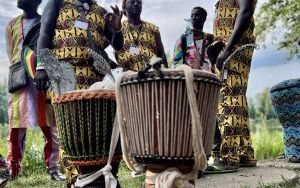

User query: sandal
[204,160,238,174]
[240,156,257,167]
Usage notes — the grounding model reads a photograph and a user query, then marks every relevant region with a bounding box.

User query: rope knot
[102,164,112,176]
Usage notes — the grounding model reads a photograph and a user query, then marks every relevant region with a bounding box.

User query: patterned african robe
[53,0,109,90]
[5,15,55,128]
[114,20,161,71]
[213,0,257,164]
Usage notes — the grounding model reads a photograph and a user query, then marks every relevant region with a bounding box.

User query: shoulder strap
[181,34,187,65]
[200,35,206,67]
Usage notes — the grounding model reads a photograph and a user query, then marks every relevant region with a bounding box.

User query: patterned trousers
[7,104,60,177]
[217,48,255,165]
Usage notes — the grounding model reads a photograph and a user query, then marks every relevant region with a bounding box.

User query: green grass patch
[251,118,284,160]
[0,117,285,187]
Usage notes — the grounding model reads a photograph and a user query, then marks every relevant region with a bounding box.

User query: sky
[0,0,299,98]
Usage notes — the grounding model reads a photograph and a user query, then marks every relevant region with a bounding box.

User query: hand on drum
[34,69,49,91]
[216,48,230,70]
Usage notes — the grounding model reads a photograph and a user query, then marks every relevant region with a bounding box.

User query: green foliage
[0,127,144,187]
[251,118,284,160]
[255,0,300,60]
[248,88,276,120]
[118,161,145,188]
[0,83,8,125]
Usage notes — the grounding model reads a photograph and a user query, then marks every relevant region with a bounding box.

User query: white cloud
[0,1,21,20]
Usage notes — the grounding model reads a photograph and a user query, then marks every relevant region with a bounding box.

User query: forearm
[37,0,61,51]
[37,33,53,50]
[156,33,168,68]
[159,52,168,68]
[37,0,60,68]
[110,30,124,50]
[225,7,254,51]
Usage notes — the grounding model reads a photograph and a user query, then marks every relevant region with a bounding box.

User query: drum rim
[270,78,300,93]
[120,69,222,86]
[52,90,116,103]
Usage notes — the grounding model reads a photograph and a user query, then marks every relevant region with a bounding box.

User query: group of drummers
[2,0,258,187]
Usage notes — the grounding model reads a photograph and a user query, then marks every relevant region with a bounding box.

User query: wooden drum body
[52,90,122,168]
[119,70,221,171]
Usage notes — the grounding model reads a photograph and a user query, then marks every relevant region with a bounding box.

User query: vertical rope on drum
[115,71,142,172]
[180,65,207,173]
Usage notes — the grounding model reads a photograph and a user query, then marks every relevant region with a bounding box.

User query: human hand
[105,5,123,31]
[216,48,231,70]
[34,69,49,90]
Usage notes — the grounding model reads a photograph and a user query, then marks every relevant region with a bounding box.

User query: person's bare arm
[103,5,123,50]
[225,0,255,51]
[216,0,255,69]
[155,31,168,68]
[37,0,62,51]
[35,0,62,90]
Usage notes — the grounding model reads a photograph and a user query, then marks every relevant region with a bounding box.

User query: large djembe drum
[270,79,300,163]
[52,90,122,186]
[116,67,221,187]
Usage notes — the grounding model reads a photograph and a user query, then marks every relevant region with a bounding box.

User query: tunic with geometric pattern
[114,20,160,71]
[5,15,55,128]
[53,0,109,90]
[214,0,257,165]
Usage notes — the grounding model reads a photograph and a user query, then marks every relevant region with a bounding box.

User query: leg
[40,126,60,173]
[219,48,256,167]
[237,49,256,166]
[212,121,222,160]
[40,103,65,181]
[6,128,27,178]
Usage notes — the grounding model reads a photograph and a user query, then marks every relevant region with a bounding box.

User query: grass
[0,126,144,188]
[251,118,284,160]
[0,117,284,187]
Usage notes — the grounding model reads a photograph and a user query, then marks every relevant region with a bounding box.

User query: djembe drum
[270,79,300,163]
[52,90,122,187]
[117,68,221,187]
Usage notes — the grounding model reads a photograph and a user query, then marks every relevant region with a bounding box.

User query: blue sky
[0,0,299,98]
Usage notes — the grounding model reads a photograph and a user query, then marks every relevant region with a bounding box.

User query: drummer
[172,7,215,72]
[35,0,124,186]
[114,0,168,71]
[35,0,123,91]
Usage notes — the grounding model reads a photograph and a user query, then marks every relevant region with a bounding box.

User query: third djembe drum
[117,69,221,187]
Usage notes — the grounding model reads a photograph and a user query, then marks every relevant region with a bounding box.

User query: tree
[248,98,257,119]
[255,0,300,60]
[255,88,276,119]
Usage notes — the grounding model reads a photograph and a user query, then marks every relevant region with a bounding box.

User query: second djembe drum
[52,90,122,186]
